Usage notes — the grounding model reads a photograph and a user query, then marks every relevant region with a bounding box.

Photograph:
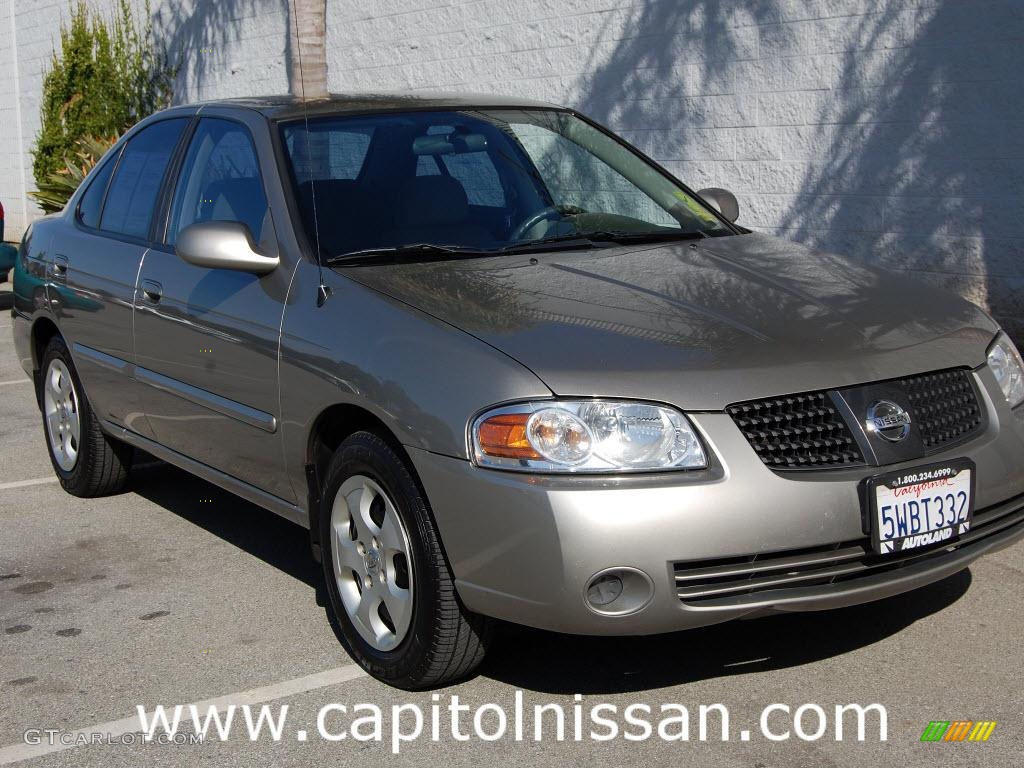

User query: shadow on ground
[482,570,969,694]
[129,459,972,694]
[130,460,320,590]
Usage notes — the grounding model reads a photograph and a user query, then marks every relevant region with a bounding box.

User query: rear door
[132,110,295,502]
[53,117,189,438]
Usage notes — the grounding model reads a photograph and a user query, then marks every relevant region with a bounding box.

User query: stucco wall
[2,0,1021,337]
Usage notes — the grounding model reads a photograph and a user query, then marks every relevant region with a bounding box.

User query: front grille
[899,369,983,452]
[727,368,985,470]
[726,392,864,469]
[673,494,1024,606]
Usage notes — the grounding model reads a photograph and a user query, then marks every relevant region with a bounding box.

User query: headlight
[988,332,1024,408]
[471,400,707,472]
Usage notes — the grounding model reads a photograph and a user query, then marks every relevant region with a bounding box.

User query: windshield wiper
[330,236,601,263]
[579,229,709,244]
[326,229,707,265]
[325,243,493,265]
[493,234,601,254]
[497,230,709,255]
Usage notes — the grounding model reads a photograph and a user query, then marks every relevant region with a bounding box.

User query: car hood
[339,232,997,410]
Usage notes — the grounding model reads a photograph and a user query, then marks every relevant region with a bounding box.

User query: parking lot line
[0,663,367,765]
[0,477,58,491]
[0,379,30,387]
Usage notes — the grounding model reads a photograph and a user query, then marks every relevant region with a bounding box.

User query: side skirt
[103,419,309,529]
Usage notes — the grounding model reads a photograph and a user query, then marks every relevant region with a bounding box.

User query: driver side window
[167,119,268,246]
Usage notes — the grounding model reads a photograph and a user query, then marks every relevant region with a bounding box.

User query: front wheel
[39,336,132,496]
[319,431,492,689]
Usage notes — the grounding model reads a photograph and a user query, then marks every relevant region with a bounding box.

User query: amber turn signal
[475,413,541,459]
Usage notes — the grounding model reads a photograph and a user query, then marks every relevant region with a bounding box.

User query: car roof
[187,91,564,121]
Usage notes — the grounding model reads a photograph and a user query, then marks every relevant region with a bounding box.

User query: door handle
[141,279,163,303]
[51,255,68,280]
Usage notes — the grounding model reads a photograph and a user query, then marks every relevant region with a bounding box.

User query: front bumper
[411,366,1024,635]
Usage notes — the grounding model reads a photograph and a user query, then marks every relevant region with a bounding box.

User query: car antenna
[291,0,331,307]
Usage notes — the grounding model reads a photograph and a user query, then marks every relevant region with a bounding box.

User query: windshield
[279,108,731,260]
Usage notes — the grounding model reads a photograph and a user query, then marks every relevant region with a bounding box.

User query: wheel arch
[30,316,62,371]
[29,316,62,406]
[304,403,414,561]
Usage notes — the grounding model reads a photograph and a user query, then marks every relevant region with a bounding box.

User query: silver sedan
[10,93,1024,689]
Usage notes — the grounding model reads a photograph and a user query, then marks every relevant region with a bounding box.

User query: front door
[133,115,295,502]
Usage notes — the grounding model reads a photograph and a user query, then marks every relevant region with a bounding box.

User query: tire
[39,336,132,497]
[319,431,493,689]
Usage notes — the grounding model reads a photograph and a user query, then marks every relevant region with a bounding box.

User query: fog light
[586,574,623,606]
[583,568,654,616]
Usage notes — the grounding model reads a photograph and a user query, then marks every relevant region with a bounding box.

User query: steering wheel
[509,206,563,241]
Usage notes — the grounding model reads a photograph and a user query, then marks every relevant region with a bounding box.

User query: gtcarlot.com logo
[920,720,997,742]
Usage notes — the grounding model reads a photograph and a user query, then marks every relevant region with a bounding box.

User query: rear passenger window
[100,119,187,238]
[77,149,119,228]
[166,119,268,245]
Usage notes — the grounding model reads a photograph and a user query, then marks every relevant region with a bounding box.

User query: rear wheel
[320,431,492,689]
[39,337,131,496]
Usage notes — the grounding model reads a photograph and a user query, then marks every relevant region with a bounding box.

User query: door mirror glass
[696,187,739,223]
[175,221,279,274]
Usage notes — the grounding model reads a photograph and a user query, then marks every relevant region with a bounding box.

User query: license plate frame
[867,458,976,556]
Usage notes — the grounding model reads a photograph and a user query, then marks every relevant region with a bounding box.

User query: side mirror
[175,221,279,275]
[697,187,740,223]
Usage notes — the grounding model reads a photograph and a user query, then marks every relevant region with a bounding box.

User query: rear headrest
[395,176,469,228]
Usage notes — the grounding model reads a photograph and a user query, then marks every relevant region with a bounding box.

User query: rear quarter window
[76,149,120,228]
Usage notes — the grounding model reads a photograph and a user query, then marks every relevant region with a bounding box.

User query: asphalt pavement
[1,275,1022,767]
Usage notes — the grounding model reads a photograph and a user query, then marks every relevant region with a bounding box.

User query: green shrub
[30,134,119,214]
[32,0,175,208]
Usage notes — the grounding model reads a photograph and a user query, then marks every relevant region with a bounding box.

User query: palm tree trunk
[288,0,328,100]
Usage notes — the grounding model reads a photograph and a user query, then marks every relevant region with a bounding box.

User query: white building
[2,0,1021,337]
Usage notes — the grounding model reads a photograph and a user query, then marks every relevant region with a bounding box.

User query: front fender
[278,261,552,502]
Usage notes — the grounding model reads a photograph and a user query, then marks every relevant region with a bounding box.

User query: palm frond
[29,133,119,214]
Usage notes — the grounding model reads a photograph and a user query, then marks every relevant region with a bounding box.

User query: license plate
[868,459,975,555]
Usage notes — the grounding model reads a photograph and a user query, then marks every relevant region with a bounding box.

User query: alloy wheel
[43,359,80,472]
[330,474,415,651]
